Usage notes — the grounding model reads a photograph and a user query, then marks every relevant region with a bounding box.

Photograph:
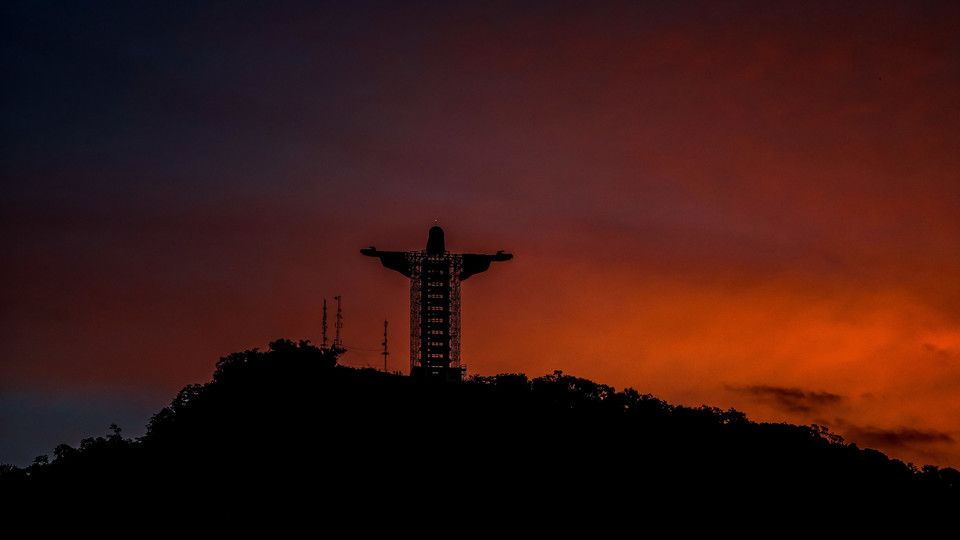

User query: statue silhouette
[362,226,512,380]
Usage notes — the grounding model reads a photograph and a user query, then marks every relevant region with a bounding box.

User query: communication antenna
[333,295,343,350]
[382,319,389,372]
[321,297,328,349]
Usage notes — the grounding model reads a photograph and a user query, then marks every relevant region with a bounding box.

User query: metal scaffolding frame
[363,226,511,382]
[407,252,422,374]
[406,251,463,379]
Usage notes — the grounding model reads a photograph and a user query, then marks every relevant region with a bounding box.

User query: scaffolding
[362,226,511,382]
[408,252,421,374]
[407,251,463,379]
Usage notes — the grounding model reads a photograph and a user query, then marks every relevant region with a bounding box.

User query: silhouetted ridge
[3,339,958,513]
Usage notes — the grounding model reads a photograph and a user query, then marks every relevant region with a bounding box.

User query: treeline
[3,339,958,512]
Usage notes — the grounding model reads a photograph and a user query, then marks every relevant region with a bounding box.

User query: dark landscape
[4,2,960,519]
[4,339,957,512]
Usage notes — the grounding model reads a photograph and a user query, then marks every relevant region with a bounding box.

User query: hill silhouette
[3,339,958,516]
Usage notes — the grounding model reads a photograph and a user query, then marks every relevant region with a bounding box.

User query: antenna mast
[333,295,343,350]
[382,319,389,372]
[321,297,328,349]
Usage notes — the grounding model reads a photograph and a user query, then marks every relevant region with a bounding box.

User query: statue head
[426,225,445,254]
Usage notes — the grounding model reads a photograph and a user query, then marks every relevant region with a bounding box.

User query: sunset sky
[3,1,960,468]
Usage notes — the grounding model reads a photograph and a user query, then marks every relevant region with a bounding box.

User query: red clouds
[3,2,960,467]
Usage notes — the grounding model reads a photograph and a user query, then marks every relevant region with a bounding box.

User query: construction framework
[362,226,511,381]
[407,252,463,377]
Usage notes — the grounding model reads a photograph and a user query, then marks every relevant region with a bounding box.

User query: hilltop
[2,339,958,514]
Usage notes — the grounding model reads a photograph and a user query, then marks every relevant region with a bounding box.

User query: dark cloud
[922,343,960,363]
[726,384,845,414]
[841,424,954,450]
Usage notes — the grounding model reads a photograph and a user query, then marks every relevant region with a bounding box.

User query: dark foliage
[2,339,958,518]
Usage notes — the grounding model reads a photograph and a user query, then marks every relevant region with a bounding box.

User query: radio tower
[333,295,343,351]
[321,297,328,349]
[381,319,389,372]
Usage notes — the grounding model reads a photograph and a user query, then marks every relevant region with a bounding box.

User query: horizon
[3,1,960,469]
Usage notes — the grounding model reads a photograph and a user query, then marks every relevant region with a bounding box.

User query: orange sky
[2,1,960,468]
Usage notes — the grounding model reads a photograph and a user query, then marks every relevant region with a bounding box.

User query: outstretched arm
[460,250,512,280]
[361,247,413,277]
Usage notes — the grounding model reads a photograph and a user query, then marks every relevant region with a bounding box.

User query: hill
[3,339,958,515]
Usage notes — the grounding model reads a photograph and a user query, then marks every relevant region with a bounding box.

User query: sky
[2,0,960,468]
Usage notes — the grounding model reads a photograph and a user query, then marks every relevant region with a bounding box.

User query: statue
[362,226,512,380]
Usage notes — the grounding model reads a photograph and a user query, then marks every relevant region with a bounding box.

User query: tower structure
[333,295,343,351]
[361,226,512,381]
[321,297,328,349]
[382,319,389,373]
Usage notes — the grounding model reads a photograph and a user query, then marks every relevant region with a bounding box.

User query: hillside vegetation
[3,339,958,512]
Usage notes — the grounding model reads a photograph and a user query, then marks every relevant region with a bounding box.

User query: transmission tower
[321,297,328,349]
[333,295,343,351]
[382,319,389,372]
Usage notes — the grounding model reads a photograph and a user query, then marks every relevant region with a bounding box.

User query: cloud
[840,424,954,450]
[726,384,845,414]
[820,417,956,464]
[923,343,960,363]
